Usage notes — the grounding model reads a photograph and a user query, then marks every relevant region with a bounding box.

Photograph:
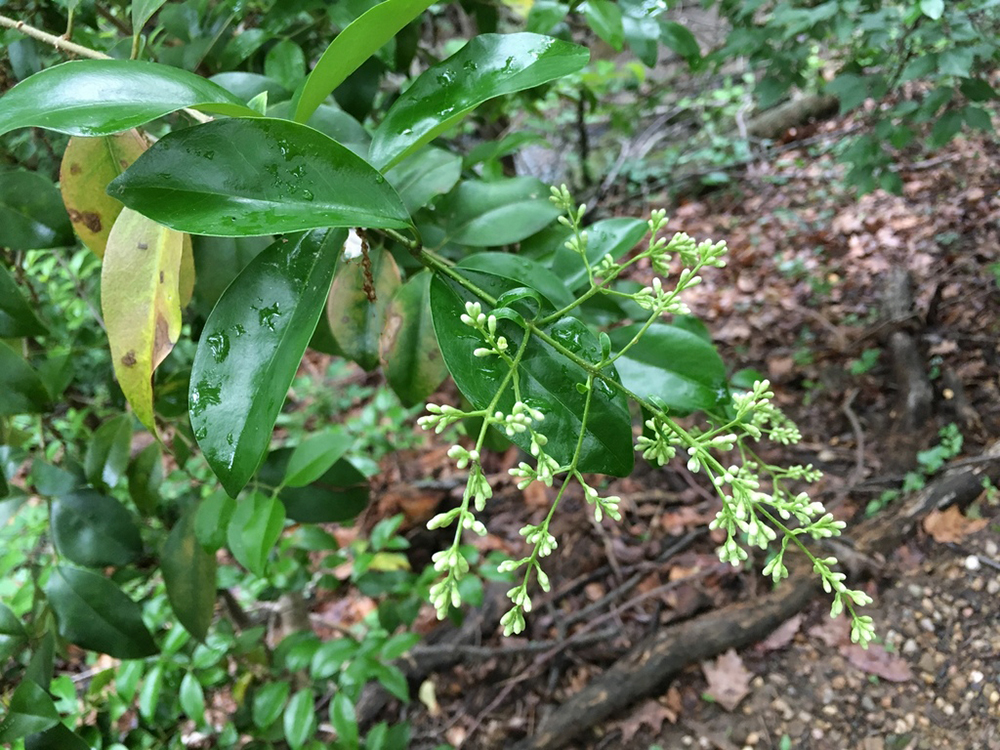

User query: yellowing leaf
[59,130,148,258]
[367,552,410,572]
[101,208,184,432]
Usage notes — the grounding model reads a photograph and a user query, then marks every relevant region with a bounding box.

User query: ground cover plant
[1,1,998,748]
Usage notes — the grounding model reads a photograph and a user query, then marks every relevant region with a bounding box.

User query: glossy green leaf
[132,0,169,31]
[24,723,92,750]
[380,271,449,406]
[138,663,163,721]
[548,217,647,291]
[179,672,206,726]
[294,0,435,123]
[265,39,305,92]
[327,245,401,371]
[660,21,701,65]
[190,229,344,497]
[0,60,256,138]
[227,492,285,577]
[458,253,574,308]
[384,146,462,213]
[162,510,217,641]
[45,565,157,658]
[0,170,74,250]
[920,0,944,20]
[0,602,28,661]
[127,442,163,515]
[252,681,290,728]
[259,448,370,524]
[59,130,148,257]
[329,692,359,750]
[584,0,625,50]
[371,662,409,701]
[211,71,288,103]
[430,270,633,476]
[83,415,132,490]
[284,688,318,750]
[0,679,59,742]
[0,263,47,337]
[50,489,143,567]
[194,490,236,551]
[310,638,358,679]
[285,428,355,488]
[102,208,185,432]
[0,342,50,416]
[434,177,561,247]
[108,118,412,237]
[24,631,54,688]
[191,235,270,315]
[369,33,590,170]
[608,323,727,415]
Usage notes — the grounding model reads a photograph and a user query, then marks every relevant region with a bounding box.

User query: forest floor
[316,117,1000,749]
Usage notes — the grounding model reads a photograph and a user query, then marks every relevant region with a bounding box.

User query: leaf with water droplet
[109,118,412,237]
[369,33,589,170]
[101,208,185,433]
[430,269,633,476]
[190,229,346,497]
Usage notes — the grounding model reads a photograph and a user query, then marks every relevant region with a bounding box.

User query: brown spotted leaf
[101,208,184,432]
[702,648,753,712]
[60,130,147,258]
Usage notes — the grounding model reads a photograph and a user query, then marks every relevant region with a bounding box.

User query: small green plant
[849,347,881,376]
[866,423,964,516]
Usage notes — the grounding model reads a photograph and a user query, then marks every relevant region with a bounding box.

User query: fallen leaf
[702,649,753,712]
[619,699,673,743]
[923,505,988,544]
[843,643,912,682]
[808,614,851,647]
[757,614,803,653]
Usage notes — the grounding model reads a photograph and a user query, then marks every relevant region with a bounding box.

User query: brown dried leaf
[757,614,803,653]
[808,614,851,647]
[923,506,988,544]
[619,699,673,743]
[702,649,753,712]
[843,643,913,682]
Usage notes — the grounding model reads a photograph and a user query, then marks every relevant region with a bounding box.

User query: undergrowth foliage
[420,187,875,645]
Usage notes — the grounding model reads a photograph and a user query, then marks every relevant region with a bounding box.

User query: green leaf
[102,208,185,432]
[384,147,462,213]
[608,323,727,415]
[127,442,163,515]
[294,0,435,123]
[138,663,163,721]
[329,692,359,750]
[379,271,449,406]
[0,679,59,743]
[458,253,574,309]
[44,565,157,658]
[327,245,401,371]
[285,428,355,488]
[108,118,412,237]
[659,21,701,65]
[920,0,944,20]
[369,33,589,170]
[252,681,290,729]
[132,0,169,31]
[548,217,647,291]
[179,672,206,726]
[190,230,344,497]
[0,60,257,137]
[24,723,92,750]
[227,492,285,577]
[59,130,148,257]
[258,449,370,524]
[284,689,318,750]
[0,343,50,416]
[371,662,409,701]
[310,638,358,679]
[430,270,633,476]
[0,263,47,337]
[938,47,975,78]
[435,177,562,247]
[584,0,625,50]
[162,510,217,641]
[0,170,74,250]
[50,489,143,567]
[929,108,964,148]
[962,104,993,132]
[194,490,236,551]
[264,39,305,92]
[83,415,132,490]
[0,602,28,662]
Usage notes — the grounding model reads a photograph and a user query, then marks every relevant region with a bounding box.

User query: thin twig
[841,387,866,489]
